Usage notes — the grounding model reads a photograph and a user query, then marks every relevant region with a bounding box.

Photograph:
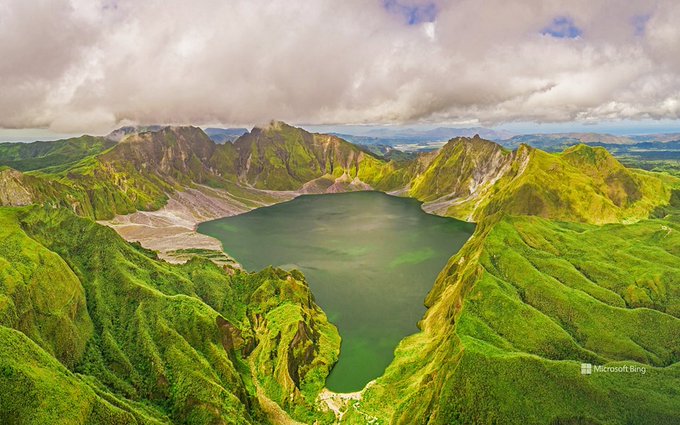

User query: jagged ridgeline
[0,123,407,220]
[1,122,679,424]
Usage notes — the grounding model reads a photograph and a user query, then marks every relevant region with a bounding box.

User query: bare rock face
[286,320,317,388]
[217,315,248,352]
[101,126,217,184]
[0,169,34,206]
[410,135,512,202]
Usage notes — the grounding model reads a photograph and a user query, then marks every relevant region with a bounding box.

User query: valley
[1,122,679,424]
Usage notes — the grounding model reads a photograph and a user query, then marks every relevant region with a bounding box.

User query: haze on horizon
[2,0,680,137]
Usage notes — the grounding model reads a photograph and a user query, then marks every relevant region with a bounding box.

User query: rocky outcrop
[0,169,33,206]
[406,136,675,224]
[101,126,217,185]
[229,121,389,190]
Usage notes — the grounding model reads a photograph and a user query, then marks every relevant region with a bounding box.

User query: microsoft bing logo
[581,363,592,375]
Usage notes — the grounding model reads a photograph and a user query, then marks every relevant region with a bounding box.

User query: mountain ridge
[1,124,677,242]
[1,121,680,424]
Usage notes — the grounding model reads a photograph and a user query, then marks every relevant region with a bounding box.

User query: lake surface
[197,191,474,392]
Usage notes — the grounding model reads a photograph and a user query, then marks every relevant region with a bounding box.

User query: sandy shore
[100,184,293,262]
[101,174,376,263]
[317,381,378,423]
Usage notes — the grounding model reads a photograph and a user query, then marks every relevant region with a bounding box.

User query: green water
[197,191,474,392]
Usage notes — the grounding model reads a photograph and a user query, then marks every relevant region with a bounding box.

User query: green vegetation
[349,215,680,424]
[1,123,680,424]
[619,157,680,177]
[164,248,239,267]
[230,121,395,191]
[408,138,678,224]
[0,135,116,173]
[0,207,339,424]
[0,124,403,220]
[1,127,676,225]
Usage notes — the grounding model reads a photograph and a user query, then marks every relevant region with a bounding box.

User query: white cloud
[0,0,679,133]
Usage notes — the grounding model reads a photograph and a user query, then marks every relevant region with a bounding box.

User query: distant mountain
[1,124,675,224]
[331,126,514,146]
[501,132,680,152]
[358,143,418,163]
[102,126,218,185]
[1,123,680,424]
[0,123,400,218]
[362,126,514,141]
[105,121,392,192]
[630,133,680,143]
[203,127,249,144]
[220,120,392,191]
[0,135,115,172]
[500,132,636,151]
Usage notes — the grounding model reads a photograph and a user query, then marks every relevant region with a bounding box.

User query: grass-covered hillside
[2,125,675,225]
[0,123,404,220]
[0,136,116,173]
[1,125,680,424]
[349,214,680,424]
[0,206,339,424]
[408,136,677,224]
[226,121,396,191]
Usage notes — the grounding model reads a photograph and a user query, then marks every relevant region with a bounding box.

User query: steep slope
[0,127,248,220]
[338,137,680,424]
[2,127,680,424]
[0,326,159,424]
[0,129,204,219]
[100,126,218,186]
[2,129,674,225]
[480,145,672,223]
[0,124,402,220]
[349,215,680,424]
[221,121,394,191]
[407,136,512,217]
[409,136,510,201]
[0,168,38,206]
[407,136,677,224]
[0,206,339,424]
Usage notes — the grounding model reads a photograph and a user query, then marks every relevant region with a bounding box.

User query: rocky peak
[101,126,217,181]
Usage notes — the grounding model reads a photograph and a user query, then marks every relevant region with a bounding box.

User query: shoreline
[317,381,379,423]
[100,181,472,422]
[102,182,466,264]
[101,174,432,263]
[100,183,296,262]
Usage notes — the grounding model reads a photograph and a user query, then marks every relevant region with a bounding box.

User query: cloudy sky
[1,0,680,136]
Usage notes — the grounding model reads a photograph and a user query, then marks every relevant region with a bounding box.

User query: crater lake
[197,191,475,392]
